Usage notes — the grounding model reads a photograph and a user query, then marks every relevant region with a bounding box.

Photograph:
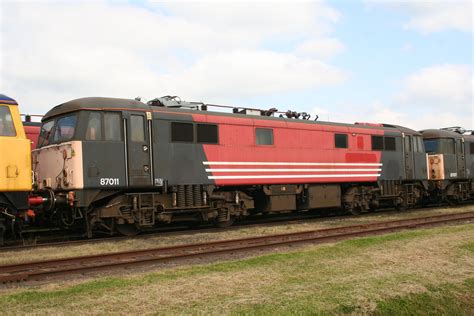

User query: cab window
[423,139,455,154]
[440,139,455,154]
[86,112,102,140]
[0,106,16,136]
[423,139,438,153]
[53,115,77,143]
[38,120,55,147]
[104,113,122,141]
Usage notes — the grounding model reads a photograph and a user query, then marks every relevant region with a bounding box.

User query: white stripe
[206,168,382,172]
[208,174,381,179]
[203,161,382,166]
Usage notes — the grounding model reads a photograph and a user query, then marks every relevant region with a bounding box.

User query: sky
[0,0,472,130]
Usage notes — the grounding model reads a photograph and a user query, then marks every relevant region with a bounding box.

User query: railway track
[1,211,472,284]
[1,204,462,252]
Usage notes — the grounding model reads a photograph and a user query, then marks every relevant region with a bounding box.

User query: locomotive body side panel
[192,113,387,186]
[82,141,127,189]
[152,113,212,186]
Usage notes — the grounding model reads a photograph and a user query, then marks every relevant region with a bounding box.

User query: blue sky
[1,0,472,129]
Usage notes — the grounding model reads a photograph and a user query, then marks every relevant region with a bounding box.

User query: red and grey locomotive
[31,96,431,236]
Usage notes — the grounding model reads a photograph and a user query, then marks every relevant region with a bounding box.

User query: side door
[403,135,414,180]
[413,136,428,180]
[456,139,466,178]
[124,111,153,187]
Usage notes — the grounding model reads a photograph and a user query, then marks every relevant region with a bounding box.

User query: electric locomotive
[0,94,32,243]
[32,96,429,237]
[421,127,474,203]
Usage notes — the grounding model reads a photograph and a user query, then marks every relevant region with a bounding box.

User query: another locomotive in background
[0,95,33,243]
[32,96,466,238]
[422,127,474,204]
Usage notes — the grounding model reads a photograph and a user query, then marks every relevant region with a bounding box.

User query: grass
[373,280,474,316]
[0,222,473,314]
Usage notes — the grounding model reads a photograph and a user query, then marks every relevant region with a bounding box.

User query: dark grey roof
[42,96,421,135]
[43,97,149,120]
[420,129,474,140]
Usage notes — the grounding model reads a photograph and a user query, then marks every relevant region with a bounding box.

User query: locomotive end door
[125,111,153,187]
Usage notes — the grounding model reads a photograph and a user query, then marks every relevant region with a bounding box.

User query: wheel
[116,223,140,236]
[395,204,407,212]
[215,217,235,228]
[447,197,459,207]
[348,207,361,215]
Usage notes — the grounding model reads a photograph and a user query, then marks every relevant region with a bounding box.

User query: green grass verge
[373,279,474,316]
[0,223,472,315]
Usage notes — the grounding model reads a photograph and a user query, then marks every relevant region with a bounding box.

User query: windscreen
[0,106,16,136]
[37,120,55,147]
[53,115,77,143]
[423,139,455,154]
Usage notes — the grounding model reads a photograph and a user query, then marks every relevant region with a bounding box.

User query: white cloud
[366,1,473,33]
[310,100,473,130]
[157,50,348,102]
[155,1,341,38]
[294,38,345,59]
[402,1,473,33]
[0,1,346,114]
[397,64,473,111]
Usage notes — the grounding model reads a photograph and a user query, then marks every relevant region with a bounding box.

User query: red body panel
[192,114,385,186]
[23,125,40,149]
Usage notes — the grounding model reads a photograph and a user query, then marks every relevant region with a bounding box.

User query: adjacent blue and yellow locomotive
[0,94,32,243]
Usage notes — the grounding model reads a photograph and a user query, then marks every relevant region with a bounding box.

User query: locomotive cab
[0,95,32,243]
[421,128,474,202]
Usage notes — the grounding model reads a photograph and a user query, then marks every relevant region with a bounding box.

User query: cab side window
[104,113,122,141]
[0,106,16,136]
[470,143,474,155]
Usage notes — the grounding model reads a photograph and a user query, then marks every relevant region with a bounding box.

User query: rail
[0,211,472,283]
